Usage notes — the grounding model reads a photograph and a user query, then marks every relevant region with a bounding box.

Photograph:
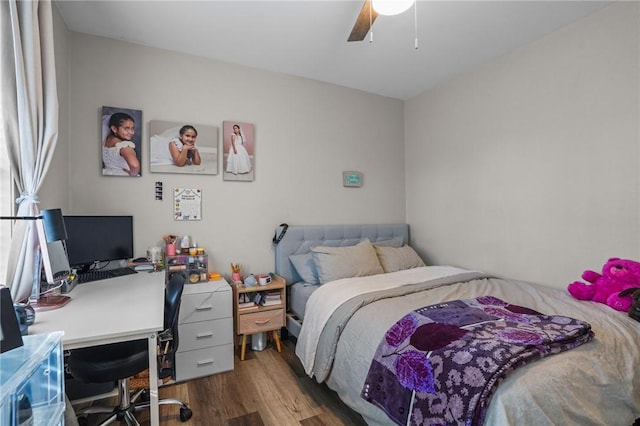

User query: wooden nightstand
[232,274,286,360]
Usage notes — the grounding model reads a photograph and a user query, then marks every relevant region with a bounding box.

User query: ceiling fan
[348,0,415,42]
[348,0,378,42]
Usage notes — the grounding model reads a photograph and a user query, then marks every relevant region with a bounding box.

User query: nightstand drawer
[175,344,234,381]
[180,291,232,323]
[238,309,284,334]
[178,317,233,352]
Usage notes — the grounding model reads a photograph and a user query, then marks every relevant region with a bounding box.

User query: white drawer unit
[174,344,234,381]
[179,318,233,352]
[175,279,234,381]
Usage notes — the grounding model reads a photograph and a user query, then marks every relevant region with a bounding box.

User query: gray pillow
[289,253,319,284]
[374,244,426,273]
[311,239,384,283]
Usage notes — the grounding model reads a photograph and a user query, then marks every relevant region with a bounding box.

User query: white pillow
[374,244,425,273]
[311,239,383,283]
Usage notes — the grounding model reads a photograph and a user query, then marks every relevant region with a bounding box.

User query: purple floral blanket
[361,296,594,426]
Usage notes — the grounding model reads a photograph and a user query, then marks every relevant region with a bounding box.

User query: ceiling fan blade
[348,0,378,42]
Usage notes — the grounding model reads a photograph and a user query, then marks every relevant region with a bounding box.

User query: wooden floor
[80,338,367,426]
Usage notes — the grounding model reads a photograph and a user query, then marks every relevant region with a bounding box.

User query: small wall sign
[343,171,363,187]
[174,188,202,220]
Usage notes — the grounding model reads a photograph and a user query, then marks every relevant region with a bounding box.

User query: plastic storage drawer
[0,332,65,426]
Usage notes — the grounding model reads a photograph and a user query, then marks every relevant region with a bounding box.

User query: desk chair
[67,273,192,425]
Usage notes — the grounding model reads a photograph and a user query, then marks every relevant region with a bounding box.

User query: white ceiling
[54,0,611,100]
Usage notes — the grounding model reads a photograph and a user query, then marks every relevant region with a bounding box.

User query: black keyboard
[76,267,138,284]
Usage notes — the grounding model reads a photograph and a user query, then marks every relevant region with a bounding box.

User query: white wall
[405,2,640,288]
[63,33,406,276]
[53,3,636,288]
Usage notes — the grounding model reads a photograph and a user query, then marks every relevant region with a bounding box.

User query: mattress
[288,282,320,320]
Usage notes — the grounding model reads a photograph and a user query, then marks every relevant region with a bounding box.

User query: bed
[274,224,640,426]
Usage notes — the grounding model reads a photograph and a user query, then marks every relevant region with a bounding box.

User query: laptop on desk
[41,240,76,294]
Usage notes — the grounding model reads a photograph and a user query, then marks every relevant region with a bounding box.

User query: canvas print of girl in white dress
[101,106,142,177]
[223,121,254,182]
[149,120,219,175]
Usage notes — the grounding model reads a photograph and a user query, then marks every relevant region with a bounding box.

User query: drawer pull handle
[197,358,214,366]
[196,305,213,311]
[254,319,271,325]
[196,332,213,338]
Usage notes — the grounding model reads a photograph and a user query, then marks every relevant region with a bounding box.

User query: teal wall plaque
[343,171,363,187]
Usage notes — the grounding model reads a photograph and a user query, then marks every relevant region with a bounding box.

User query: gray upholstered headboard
[274,224,409,285]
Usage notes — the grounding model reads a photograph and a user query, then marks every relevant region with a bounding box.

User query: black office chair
[67,273,192,425]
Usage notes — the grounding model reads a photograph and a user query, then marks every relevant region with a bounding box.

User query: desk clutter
[143,234,223,284]
[229,263,273,287]
[162,234,204,257]
[166,254,208,283]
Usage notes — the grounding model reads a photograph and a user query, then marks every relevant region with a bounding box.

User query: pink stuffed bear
[567,257,640,312]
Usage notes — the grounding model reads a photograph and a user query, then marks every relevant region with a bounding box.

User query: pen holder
[166,242,176,256]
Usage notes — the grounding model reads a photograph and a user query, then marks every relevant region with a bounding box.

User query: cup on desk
[14,303,35,336]
[166,242,176,256]
[147,246,162,263]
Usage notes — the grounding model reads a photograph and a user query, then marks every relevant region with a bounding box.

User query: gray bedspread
[312,271,485,382]
[300,268,640,425]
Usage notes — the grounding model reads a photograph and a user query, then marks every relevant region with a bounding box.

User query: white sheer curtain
[0,0,59,303]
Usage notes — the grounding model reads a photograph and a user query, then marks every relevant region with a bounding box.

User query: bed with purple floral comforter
[296,267,640,426]
[361,296,593,425]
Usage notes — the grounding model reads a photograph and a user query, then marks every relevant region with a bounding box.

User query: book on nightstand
[264,292,281,300]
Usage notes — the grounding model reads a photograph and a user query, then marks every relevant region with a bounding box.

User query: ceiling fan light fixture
[371,0,415,16]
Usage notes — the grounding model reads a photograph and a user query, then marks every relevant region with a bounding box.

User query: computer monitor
[63,215,134,272]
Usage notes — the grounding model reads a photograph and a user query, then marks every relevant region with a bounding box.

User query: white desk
[30,271,165,426]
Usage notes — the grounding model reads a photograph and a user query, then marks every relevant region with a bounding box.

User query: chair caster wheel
[180,406,193,422]
[77,416,89,426]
